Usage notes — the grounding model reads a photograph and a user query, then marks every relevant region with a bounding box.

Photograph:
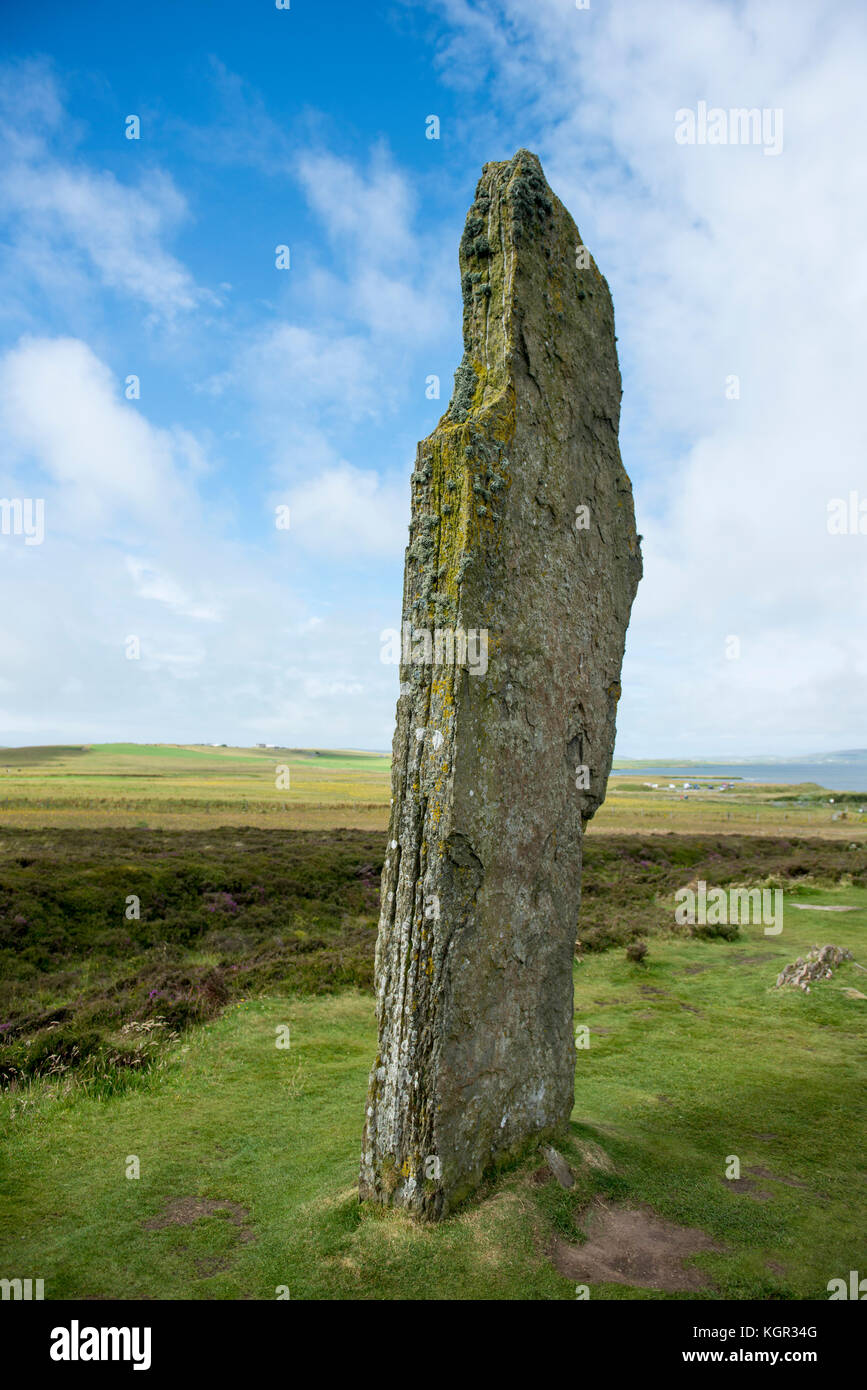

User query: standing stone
[359,149,642,1219]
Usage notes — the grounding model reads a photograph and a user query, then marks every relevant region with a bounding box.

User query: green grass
[3,828,863,1092]
[0,828,384,1089]
[1,859,864,1299]
[1,743,864,837]
[0,744,393,830]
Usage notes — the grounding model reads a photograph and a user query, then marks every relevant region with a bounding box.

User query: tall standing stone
[359,150,642,1219]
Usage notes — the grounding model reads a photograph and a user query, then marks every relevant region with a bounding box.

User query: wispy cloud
[0,61,207,321]
[432,0,867,753]
[284,461,408,560]
[0,336,194,526]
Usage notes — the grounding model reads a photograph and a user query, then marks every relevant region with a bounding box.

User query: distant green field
[0,743,863,838]
[91,743,269,761]
[0,744,393,830]
[0,745,88,766]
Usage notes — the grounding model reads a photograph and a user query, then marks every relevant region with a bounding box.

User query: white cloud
[0,58,67,159]
[0,332,399,747]
[1,164,202,316]
[433,0,867,754]
[0,61,205,320]
[239,323,383,422]
[0,72,417,748]
[285,462,408,559]
[214,320,395,508]
[206,143,454,563]
[7,18,862,756]
[297,147,417,265]
[125,557,222,622]
[295,147,451,340]
[0,336,191,527]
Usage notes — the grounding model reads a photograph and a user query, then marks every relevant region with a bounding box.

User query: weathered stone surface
[775,943,853,991]
[541,1144,575,1190]
[359,149,642,1219]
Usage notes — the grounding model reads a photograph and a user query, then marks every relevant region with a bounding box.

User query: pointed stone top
[444,147,619,434]
[483,147,545,174]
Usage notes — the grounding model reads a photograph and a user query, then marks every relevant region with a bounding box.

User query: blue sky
[1,0,865,755]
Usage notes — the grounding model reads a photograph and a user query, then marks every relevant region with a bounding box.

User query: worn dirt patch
[722,1177,772,1200]
[141,1196,255,1243]
[745,1164,808,1190]
[194,1255,232,1277]
[550,1201,722,1292]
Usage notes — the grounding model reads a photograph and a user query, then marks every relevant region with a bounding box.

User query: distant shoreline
[613,751,867,767]
[611,761,867,793]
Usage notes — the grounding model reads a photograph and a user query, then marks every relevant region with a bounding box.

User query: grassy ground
[2,828,862,1086]
[1,749,864,1299]
[599,777,867,839]
[0,828,382,1087]
[1,882,864,1300]
[1,742,865,836]
[0,744,392,831]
